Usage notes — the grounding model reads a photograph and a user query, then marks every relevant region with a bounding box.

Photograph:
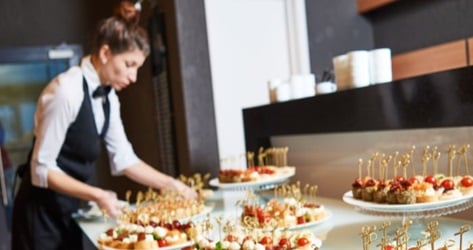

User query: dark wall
[0,0,115,48]
[305,0,473,76]
[368,0,473,54]
[305,0,374,78]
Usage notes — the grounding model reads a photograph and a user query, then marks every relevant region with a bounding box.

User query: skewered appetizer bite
[350,144,473,205]
[361,221,472,250]
[238,183,328,231]
[98,220,194,250]
[217,147,295,184]
[188,213,322,250]
[97,188,211,250]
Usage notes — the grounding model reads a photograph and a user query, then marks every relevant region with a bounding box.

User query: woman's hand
[171,179,198,200]
[95,189,122,219]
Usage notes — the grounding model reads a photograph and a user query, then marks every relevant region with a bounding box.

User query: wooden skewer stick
[385,155,392,180]
[246,151,255,167]
[126,190,132,204]
[378,153,385,180]
[394,161,400,179]
[431,146,438,176]
[358,158,363,179]
[454,224,471,250]
[378,221,391,250]
[465,144,471,175]
[409,145,416,176]
[367,160,372,178]
[360,225,377,250]
[371,152,378,180]
[448,145,457,177]
[433,151,441,176]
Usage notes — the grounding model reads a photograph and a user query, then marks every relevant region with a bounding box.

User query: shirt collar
[80,55,102,94]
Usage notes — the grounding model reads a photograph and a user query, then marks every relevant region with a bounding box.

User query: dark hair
[90,1,150,56]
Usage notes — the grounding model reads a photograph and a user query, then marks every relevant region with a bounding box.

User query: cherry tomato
[259,236,273,246]
[105,228,114,236]
[172,220,181,229]
[424,175,437,185]
[384,245,394,250]
[297,237,310,247]
[137,232,146,241]
[408,176,420,185]
[157,239,168,247]
[461,176,473,187]
[395,176,405,182]
[352,178,364,188]
[440,179,455,191]
[296,216,306,224]
[225,234,238,242]
[365,178,377,187]
[258,214,271,224]
[278,238,292,249]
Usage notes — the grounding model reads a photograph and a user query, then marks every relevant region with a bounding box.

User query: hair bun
[114,0,141,25]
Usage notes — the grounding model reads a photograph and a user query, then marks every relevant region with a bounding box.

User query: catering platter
[274,209,332,232]
[209,171,295,190]
[98,240,193,250]
[120,204,214,224]
[342,191,473,215]
[289,209,332,230]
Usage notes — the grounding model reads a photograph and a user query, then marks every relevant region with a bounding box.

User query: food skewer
[448,145,457,177]
[358,158,363,179]
[360,225,377,250]
[454,225,471,250]
[409,145,416,176]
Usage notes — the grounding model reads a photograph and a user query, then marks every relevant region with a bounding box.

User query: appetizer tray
[342,191,473,218]
[280,210,332,231]
[98,240,193,250]
[209,172,295,190]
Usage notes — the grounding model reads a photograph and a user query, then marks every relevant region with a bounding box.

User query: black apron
[12,77,110,250]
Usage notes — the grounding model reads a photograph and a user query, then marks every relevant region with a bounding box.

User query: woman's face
[99,46,146,91]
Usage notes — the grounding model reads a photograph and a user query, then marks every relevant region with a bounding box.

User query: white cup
[290,74,316,99]
[316,81,337,94]
[275,82,291,102]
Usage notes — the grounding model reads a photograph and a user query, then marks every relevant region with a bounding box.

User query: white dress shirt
[30,56,140,188]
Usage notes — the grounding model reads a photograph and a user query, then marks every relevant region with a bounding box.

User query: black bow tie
[92,85,112,98]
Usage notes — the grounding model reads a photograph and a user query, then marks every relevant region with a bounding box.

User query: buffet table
[76,189,473,249]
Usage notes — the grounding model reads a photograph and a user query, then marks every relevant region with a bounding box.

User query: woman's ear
[98,45,111,64]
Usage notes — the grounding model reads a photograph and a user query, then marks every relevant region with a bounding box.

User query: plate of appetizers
[342,191,473,213]
[99,240,194,250]
[209,166,295,190]
[97,220,195,250]
[285,210,332,231]
[240,196,331,231]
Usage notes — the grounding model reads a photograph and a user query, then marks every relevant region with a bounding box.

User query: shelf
[392,39,468,81]
[357,0,397,14]
[243,67,473,152]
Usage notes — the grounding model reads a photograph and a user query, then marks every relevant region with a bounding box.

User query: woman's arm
[122,161,197,199]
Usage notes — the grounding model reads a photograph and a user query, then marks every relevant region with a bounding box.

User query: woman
[12,2,196,249]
